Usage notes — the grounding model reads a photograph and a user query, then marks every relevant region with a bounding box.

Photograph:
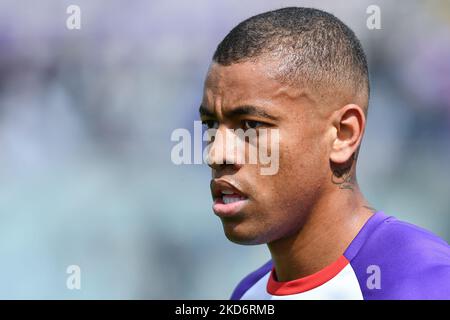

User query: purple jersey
[231,211,450,300]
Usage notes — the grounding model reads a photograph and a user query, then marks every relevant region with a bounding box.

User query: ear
[329,104,366,164]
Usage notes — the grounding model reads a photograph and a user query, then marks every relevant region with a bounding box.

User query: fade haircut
[213,7,370,112]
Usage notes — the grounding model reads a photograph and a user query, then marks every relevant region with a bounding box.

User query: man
[199,7,450,299]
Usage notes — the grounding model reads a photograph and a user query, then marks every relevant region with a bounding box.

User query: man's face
[201,58,332,245]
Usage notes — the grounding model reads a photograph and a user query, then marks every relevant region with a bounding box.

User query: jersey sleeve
[230,260,273,300]
[346,217,450,300]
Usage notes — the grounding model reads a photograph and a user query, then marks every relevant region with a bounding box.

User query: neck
[267,183,375,282]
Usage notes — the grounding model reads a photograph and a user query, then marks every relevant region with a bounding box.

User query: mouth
[211,179,249,217]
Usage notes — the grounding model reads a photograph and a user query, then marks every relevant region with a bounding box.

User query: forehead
[205,60,278,96]
[202,60,313,115]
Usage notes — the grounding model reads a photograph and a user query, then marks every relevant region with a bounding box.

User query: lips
[211,179,249,217]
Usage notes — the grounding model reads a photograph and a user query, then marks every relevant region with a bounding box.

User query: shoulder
[349,214,450,299]
[230,260,273,300]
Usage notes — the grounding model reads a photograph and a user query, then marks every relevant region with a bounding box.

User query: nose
[206,126,243,172]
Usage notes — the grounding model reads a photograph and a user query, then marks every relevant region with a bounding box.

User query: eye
[243,120,264,130]
[201,120,219,130]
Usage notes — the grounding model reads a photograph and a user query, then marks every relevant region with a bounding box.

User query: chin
[222,221,270,245]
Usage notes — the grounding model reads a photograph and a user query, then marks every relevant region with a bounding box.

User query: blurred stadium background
[0,0,449,298]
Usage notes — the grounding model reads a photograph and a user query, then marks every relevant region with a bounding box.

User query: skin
[200,57,375,281]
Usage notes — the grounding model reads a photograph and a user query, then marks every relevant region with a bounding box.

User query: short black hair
[213,7,369,110]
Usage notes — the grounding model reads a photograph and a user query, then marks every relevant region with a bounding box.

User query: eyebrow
[198,105,215,118]
[199,104,278,121]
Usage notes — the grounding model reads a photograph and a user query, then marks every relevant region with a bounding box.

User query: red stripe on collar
[267,255,349,295]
